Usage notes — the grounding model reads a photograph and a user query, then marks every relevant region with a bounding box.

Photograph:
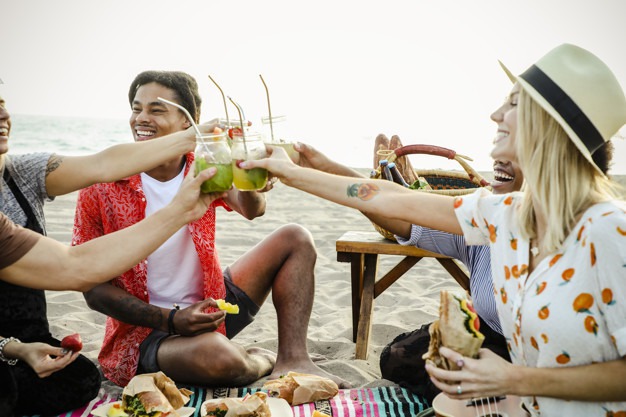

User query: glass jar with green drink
[231,132,269,191]
[194,130,233,193]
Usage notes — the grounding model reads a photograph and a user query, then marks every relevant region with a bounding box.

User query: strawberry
[228,127,243,139]
[61,333,83,352]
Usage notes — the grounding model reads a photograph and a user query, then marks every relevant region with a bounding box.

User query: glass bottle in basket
[194,129,233,193]
[231,131,269,191]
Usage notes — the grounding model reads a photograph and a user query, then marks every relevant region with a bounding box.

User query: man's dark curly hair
[128,70,202,123]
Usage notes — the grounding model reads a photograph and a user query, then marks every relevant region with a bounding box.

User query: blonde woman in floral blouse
[244,43,626,416]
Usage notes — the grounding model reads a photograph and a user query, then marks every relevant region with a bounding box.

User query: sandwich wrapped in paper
[121,372,192,417]
[422,290,485,371]
[201,392,271,417]
[262,371,339,406]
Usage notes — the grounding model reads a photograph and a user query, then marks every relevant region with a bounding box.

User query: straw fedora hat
[499,43,626,175]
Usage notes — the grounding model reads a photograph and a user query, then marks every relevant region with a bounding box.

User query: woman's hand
[240,145,299,184]
[425,346,520,399]
[18,342,79,378]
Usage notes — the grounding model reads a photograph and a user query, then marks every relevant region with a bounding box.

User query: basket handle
[379,144,490,187]
[394,144,457,160]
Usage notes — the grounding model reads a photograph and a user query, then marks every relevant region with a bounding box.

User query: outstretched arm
[1,164,225,291]
[295,142,412,238]
[44,122,219,197]
[246,146,462,235]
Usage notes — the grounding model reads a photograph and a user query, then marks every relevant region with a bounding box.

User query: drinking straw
[157,96,204,141]
[259,74,274,142]
[208,75,229,127]
[227,96,248,155]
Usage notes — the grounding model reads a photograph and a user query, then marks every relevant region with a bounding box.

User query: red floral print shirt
[72,153,229,386]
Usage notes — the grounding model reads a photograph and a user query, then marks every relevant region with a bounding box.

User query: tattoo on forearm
[45,155,64,176]
[347,183,380,201]
[117,296,165,329]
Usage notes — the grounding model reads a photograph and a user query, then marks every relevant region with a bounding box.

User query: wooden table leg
[350,253,364,342]
[355,253,378,360]
[436,258,470,293]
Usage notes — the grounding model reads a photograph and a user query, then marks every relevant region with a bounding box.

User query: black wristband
[168,305,180,335]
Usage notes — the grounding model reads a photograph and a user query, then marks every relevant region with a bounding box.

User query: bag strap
[2,168,45,235]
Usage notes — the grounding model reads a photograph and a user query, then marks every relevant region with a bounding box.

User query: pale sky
[3,0,626,173]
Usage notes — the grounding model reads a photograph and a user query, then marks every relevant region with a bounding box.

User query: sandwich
[262,372,339,406]
[122,375,176,417]
[120,372,191,417]
[150,371,193,410]
[201,392,271,417]
[422,290,484,371]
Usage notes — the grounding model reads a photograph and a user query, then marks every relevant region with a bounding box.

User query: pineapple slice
[215,299,240,314]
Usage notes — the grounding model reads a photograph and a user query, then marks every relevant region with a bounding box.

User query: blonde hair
[516,89,621,253]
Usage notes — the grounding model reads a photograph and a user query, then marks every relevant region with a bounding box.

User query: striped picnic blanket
[30,386,428,417]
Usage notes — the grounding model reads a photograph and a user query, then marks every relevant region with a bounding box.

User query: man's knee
[199,347,258,385]
[276,224,315,251]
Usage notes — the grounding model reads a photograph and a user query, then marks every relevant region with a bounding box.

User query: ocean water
[9,114,131,156]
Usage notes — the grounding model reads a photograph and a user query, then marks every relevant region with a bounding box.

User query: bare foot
[268,357,351,388]
[247,347,277,378]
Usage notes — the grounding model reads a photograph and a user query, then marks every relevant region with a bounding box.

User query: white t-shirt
[141,167,204,309]
[455,188,626,417]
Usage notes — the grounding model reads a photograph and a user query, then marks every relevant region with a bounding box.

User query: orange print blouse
[454,189,626,417]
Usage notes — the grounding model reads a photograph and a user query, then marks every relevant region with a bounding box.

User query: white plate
[200,397,293,417]
[90,401,195,417]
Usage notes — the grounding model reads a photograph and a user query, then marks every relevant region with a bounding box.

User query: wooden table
[336,231,470,360]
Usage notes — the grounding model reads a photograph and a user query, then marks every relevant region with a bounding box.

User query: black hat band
[520,65,605,154]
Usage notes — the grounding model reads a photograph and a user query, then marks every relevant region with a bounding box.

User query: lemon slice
[215,299,240,314]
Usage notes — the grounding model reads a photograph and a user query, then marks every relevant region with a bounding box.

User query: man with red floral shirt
[72,71,344,388]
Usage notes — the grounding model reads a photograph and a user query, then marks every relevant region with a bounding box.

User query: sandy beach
[43,172,626,399]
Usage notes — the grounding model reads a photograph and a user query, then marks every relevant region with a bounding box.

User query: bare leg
[229,224,349,387]
[157,332,275,386]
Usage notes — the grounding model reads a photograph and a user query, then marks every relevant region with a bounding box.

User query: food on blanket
[60,333,83,352]
[151,371,193,409]
[200,392,271,417]
[122,372,191,416]
[262,371,339,406]
[311,411,331,417]
[422,290,484,371]
[215,299,240,314]
[106,403,129,417]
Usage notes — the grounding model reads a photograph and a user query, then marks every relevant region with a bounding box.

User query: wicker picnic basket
[371,144,490,241]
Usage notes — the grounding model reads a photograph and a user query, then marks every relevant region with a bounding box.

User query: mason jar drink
[231,132,269,191]
[194,131,233,193]
[261,115,299,163]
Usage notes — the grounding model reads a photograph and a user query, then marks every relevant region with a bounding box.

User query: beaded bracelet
[0,337,21,365]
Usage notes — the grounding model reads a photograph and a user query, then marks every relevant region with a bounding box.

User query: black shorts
[137,268,259,374]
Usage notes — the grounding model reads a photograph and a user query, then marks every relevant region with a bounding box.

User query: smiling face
[0,95,11,155]
[489,83,524,194]
[129,82,190,142]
